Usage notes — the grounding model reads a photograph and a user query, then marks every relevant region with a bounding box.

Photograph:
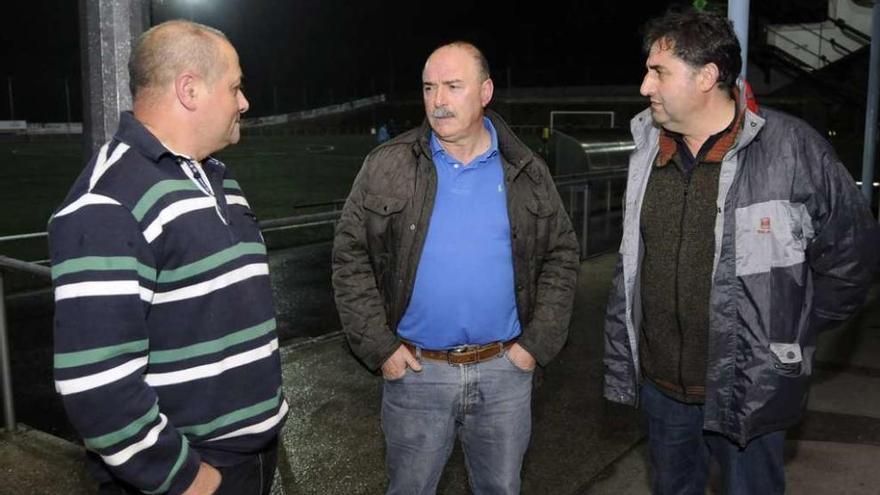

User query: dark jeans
[97,438,278,495]
[641,381,786,495]
[381,351,534,495]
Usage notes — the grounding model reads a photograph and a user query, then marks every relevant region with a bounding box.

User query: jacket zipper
[675,172,690,396]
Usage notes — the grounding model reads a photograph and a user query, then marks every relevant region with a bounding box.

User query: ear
[174,72,199,111]
[697,63,721,93]
[480,78,494,108]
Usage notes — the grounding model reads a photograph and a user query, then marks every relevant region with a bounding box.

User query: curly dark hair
[642,9,742,93]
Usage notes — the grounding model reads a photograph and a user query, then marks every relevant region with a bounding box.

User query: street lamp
[180,0,203,21]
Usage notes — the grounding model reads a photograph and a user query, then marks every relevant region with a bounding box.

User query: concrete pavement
[580,282,880,494]
[2,254,879,494]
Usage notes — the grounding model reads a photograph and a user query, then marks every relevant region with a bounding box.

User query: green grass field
[0,134,377,261]
[0,129,550,261]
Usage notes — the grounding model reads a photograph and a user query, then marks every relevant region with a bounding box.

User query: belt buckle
[447,344,478,366]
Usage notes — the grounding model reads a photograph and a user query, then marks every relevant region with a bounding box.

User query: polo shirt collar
[429,116,499,166]
[113,111,173,163]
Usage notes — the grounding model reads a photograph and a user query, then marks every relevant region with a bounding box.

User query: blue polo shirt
[397,118,521,349]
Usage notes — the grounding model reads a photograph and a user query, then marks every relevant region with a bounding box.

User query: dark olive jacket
[332,111,580,371]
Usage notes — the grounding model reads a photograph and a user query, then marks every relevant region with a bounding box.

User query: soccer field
[0,133,376,261]
[0,127,554,264]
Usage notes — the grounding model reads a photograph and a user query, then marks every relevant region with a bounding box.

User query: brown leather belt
[650,377,706,398]
[402,340,516,366]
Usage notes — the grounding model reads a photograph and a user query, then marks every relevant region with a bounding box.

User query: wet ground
[4,254,880,494]
[6,241,343,441]
[6,201,623,441]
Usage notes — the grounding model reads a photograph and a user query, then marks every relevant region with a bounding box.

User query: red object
[743,79,759,113]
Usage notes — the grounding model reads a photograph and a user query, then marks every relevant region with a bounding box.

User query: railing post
[582,184,591,259]
[860,0,880,206]
[604,179,613,237]
[0,271,16,432]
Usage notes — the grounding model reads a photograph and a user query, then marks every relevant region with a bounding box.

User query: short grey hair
[129,20,229,99]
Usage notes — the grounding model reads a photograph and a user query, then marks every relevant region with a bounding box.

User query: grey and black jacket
[332,111,580,372]
[604,104,880,446]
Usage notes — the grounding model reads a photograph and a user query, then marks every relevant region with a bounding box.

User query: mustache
[431,107,455,118]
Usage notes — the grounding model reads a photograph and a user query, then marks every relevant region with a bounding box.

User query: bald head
[129,20,230,101]
[425,42,490,82]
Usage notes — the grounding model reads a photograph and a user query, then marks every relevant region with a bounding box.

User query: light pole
[860,0,880,205]
[181,0,200,20]
[65,77,72,134]
[6,77,13,120]
[728,0,751,79]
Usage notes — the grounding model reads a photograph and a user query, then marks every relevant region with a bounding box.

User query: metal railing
[556,169,628,259]
[0,201,349,249]
[0,256,51,432]
[828,17,872,45]
[259,200,345,233]
[795,23,856,59]
[0,170,629,432]
[0,203,348,433]
[765,25,831,68]
[764,19,870,74]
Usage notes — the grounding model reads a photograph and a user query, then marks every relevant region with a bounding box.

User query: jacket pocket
[734,200,813,277]
[526,197,554,254]
[363,194,407,296]
[363,194,407,249]
[769,342,803,377]
[364,193,408,216]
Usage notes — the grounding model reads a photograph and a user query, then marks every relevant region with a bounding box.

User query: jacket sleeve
[331,159,402,371]
[803,136,880,331]
[603,255,637,406]
[516,168,580,366]
[49,204,200,495]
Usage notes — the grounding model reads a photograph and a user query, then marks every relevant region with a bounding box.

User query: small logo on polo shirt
[758,217,771,234]
[497,184,504,193]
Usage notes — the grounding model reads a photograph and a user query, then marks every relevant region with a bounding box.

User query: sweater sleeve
[49,201,200,494]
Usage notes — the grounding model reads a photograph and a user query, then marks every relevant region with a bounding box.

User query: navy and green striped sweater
[49,112,288,494]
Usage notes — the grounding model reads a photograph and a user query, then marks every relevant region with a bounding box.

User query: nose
[433,86,447,108]
[238,90,250,114]
[639,73,654,98]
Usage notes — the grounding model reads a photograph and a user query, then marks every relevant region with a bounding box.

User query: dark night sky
[0,0,827,121]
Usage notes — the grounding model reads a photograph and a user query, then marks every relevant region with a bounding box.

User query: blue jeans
[641,381,786,495]
[381,351,533,495]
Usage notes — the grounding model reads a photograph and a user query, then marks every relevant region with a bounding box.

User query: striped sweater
[49,112,288,494]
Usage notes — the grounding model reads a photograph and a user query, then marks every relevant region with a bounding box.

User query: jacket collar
[655,102,746,167]
[630,80,766,161]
